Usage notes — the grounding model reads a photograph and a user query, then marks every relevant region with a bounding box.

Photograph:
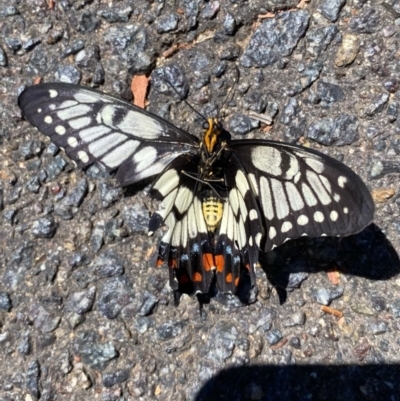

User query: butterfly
[18,82,374,297]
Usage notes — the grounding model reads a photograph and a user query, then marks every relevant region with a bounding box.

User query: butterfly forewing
[18,83,198,186]
[229,140,374,252]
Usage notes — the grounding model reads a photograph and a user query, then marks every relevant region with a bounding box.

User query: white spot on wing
[37,108,42,113]
[69,116,92,129]
[157,190,178,220]
[297,215,308,225]
[248,173,259,196]
[271,178,289,219]
[171,220,182,247]
[260,177,274,219]
[77,150,89,163]
[118,110,163,139]
[67,137,78,147]
[55,125,66,135]
[89,133,127,157]
[281,221,292,233]
[175,187,194,214]
[229,189,240,216]
[338,176,347,188]
[269,226,276,239]
[330,210,338,221]
[255,232,262,247]
[235,170,250,196]
[301,183,318,207]
[133,146,157,173]
[285,182,304,211]
[49,89,58,98]
[333,193,341,202]
[57,105,92,120]
[101,140,140,168]
[249,209,258,221]
[79,126,112,142]
[284,155,299,179]
[343,207,348,214]
[58,100,78,109]
[44,116,53,124]
[74,92,103,103]
[305,157,325,173]
[251,146,282,176]
[306,171,331,205]
[314,211,324,223]
[153,169,180,196]
[319,175,332,194]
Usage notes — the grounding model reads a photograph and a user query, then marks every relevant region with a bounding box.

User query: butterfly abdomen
[202,194,224,232]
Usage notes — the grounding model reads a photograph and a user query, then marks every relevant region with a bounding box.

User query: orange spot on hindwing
[156,258,164,267]
[202,253,214,271]
[168,258,177,268]
[193,272,203,282]
[226,273,233,283]
[215,255,224,273]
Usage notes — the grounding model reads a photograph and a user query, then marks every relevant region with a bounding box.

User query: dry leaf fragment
[270,338,288,350]
[131,75,149,109]
[33,76,43,85]
[321,305,343,318]
[371,188,395,203]
[297,0,311,9]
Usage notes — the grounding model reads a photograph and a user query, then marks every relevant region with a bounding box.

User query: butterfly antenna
[219,64,239,120]
[161,71,209,124]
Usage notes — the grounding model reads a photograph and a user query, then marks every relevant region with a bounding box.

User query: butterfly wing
[18,83,199,186]
[228,140,374,252]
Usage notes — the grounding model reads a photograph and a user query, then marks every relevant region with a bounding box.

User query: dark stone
[318,0,345,22]
[55,65,82,84]
[31,216,57,238]
[307,114,358,146]
[228,114,259,135]
[156,13,179,34]
[102,369,130,387]
[98,5,133,23]
[61,40,85,58]
[350,8,380,34]
[240,11,310,67]
[93,249,124,278]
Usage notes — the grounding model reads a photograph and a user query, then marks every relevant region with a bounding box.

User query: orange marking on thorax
[225,273,233,283]
[156,258,164,267]
[203,118,220,153]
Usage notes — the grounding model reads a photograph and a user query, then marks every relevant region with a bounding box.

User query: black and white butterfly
[18,83,374,296]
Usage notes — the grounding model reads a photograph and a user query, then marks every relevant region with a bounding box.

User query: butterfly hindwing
[18,83,198,186]
[229,140,374,252]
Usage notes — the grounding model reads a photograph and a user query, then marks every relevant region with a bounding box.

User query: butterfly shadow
[258,223,400,305]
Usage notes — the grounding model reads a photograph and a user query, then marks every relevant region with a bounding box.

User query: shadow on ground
[195,363,400,401]
[261,224,400,304]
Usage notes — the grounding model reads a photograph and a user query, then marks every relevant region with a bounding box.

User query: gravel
[1,1,400,400]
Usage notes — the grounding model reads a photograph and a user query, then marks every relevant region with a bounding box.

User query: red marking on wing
[168,258,177,268]
[202,253,214,271]
[193,272,203,282]
[215,255,224,273]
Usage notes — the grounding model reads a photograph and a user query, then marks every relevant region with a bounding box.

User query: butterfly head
[203,117,229,154]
